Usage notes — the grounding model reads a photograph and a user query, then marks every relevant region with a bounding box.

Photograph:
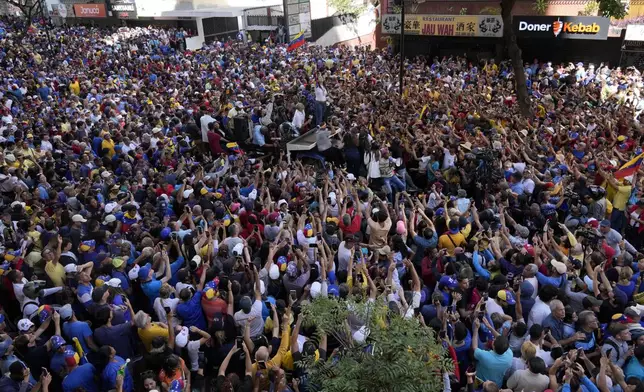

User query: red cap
[602,242,616,260]
[268,212,280,224]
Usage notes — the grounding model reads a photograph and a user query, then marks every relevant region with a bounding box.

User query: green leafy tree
[533,0,548,15]
[579,0,599,16]
[300,296,452,392]
[0,0,44,27]
[501,0,627,117]
[328,0,367,19]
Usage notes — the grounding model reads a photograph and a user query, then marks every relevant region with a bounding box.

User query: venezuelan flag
[287,32,306,52]
[614,152,644,179]
[226,142,242,154]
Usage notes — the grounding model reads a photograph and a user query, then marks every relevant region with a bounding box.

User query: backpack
[604,338,621,362]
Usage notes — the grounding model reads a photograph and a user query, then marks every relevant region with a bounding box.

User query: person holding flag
[599,158,639,233]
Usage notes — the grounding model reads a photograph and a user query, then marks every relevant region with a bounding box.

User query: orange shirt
[159,357,186,385]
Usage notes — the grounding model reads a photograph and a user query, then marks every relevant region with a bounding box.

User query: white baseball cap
[175,326,189,348]
[104,202,118,214]
[105,278,122,288]
[10,201,25,209]
[102,214,116,225]
[64,264,78,274]
[128,264,140,280]
[269,264,280,280]
[232,243,244,257]
[310,281,322,298]
[72,214,87,223]
[17,318,35,332]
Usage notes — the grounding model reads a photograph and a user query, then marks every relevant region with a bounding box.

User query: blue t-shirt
[625,357,644,381]
[240,184,255,198]
[176,290,207,331]
[412,234,437,264]
[101,356,134,392]
[141,278,163,303]
[50,344,75,375]
[473,348,512,386]
[536,272,566,288]
[454,330,472,378]
[62,363,98,392]
[253,125,266,147]
[62,321,93,354]
[617,281,636,300]
[77,283,93,307]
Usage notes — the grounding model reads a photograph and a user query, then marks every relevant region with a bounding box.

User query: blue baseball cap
[138,263,152,280]
[160,227,172,240]
[50,335,66,350]
[439,275,458,289]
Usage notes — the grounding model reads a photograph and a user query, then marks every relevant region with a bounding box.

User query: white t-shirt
[418,156,431,173]
[184,340,202,371]
[200,114,215,142]
[337,241,352,271]
[405,291,422,319]
[428,192,443,210]
[40,140,53,152]
[153,297,180,326]
[525,276,538,299]
[485,298,505,318]
[442,149,455,169]
[234,299,264,338]
[176,282,195,294]
[535,345,554,367]
[292,110,305,129]
[528,298,551,328]
[522,178,535,195]
[13,278,28,309]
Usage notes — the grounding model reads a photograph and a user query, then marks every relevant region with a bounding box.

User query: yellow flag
[419,105,428,120]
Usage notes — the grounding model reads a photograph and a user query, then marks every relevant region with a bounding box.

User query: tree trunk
[501,0,531,118]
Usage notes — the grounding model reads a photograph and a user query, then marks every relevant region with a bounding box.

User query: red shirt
[338,214,362,235]
[207,132,224,155]
[628,206,644,234]
[201,297,228,329]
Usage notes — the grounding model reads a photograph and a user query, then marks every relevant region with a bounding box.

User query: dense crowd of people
[0,15,643,392]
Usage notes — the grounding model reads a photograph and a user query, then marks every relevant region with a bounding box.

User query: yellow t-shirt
[69,81,80,95]
[138,324,169,352]
[438,232,466,256]
[101,139,115,159]
[45,260,65,287]
[612,185,632,211]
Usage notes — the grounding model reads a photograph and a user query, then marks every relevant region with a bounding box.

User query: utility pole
[282,0,289,44]
[399,0,405,95]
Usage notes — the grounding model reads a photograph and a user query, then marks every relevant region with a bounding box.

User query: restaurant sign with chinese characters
[381,14,503,38]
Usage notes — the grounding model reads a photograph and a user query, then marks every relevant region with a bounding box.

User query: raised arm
[218,345,241,377]
[243,319,255,354]
[190,326,211,345]
[167,310,176,350]
[160,251,172,284]
[226,280,234,316]
[253,265,262,301]
[290,313,303,355]
[404,259,420,292]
